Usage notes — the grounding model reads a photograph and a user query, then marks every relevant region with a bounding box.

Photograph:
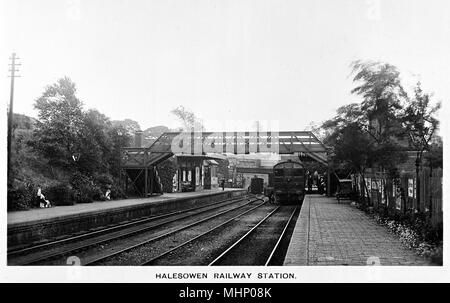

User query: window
[291,168,304,176]
[274,169,284,176]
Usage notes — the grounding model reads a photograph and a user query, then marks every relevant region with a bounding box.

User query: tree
[108,125,132,178]
[29,77,133,202]
[111,119,141,136]
[77,109,113,175]
[402,82,441,164]
[322,102,406,177]
[304,121,329,141]
[142,125,171,146]
[157,158,177,193]
[321,61,412,204]
[31,77,84,169]
[216,159,230,181]
[426,136,443,168]
[350,60,407,143]
[10,78,143,208]
[171,105,204,131]
[347,61,409,175]
[401,82,441,212]
[323,120,375,199]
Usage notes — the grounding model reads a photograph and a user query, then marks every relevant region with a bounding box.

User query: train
[270,160,306,205]
[249,176,264,195]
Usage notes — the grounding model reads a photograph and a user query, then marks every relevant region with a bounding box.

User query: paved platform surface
[284,194,431,266]
[8,188,242,226]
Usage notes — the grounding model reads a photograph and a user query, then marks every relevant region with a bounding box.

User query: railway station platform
[283,194,431,266]
[8,188,246,249]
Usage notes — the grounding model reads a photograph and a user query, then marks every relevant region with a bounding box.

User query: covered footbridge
[120,131,331,196]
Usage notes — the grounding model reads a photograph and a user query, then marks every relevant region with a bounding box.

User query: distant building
[235,157,276,189]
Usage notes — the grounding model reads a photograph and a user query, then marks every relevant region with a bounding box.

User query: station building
[122,131,225,195]
[173,155,223,192]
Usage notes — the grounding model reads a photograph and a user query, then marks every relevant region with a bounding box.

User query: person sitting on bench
[37,187,51,208]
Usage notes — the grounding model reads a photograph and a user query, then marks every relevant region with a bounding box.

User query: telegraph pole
[8,52,20,182]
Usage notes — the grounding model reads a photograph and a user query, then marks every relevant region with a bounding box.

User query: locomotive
[271,160,306,205]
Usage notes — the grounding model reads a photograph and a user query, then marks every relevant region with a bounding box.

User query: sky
[1,0,449,132]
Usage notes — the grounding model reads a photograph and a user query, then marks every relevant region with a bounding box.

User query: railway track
[89,198,268,265]
[141,205,298,266]
[8,195,258,265]
[209,205,298,266]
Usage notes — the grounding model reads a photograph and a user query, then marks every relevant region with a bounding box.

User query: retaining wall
[8,189,247,248]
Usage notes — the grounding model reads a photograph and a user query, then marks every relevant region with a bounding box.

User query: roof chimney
[134,130,143,147]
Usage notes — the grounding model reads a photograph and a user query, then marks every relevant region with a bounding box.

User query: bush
[373,212,443,265]
[94,173,113,191]
[110,182,127,199]
[7,180,38,211]
[428,244,443,266]
[45,183,74,206]
[70,172,123,203]
[157,159,176,193]
[93,173,119,201]
[74,183,100,203]
[70,172,99,203]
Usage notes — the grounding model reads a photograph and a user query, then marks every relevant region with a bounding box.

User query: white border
[2,1,449,284]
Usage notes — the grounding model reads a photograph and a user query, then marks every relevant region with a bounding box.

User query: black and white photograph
[1,0,449,284]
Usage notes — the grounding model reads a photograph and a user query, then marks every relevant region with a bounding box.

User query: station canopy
[121,131,329,168]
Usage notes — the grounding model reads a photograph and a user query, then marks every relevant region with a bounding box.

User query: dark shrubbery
[414,214,442,244]
[351,192,443,265]
[45,183,74,206]
[379,210,442,245]
[110,183,127,199]
[70,172,97,203]
[8,171,125,210]
[370,208,443,265]
[157,159,176,193]
[93,173,113,198]
[7,180,38,211]
[65,172,124,203]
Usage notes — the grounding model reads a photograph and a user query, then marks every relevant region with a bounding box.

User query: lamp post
[117,130,123,189]
[428,156,433,218]
[415,153,421,213]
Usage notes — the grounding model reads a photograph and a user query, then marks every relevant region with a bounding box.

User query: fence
[352,167,442,227]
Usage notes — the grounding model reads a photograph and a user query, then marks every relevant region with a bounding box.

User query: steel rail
[264,206,298,266]
[9,195,252,265]
[85,198,265,265]
[208,206,281,266]
[9,195,249,257]
[140,201,270,266]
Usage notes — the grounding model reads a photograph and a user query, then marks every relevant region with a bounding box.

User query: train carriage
[249,176,264,195]
[272,160,306,205]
